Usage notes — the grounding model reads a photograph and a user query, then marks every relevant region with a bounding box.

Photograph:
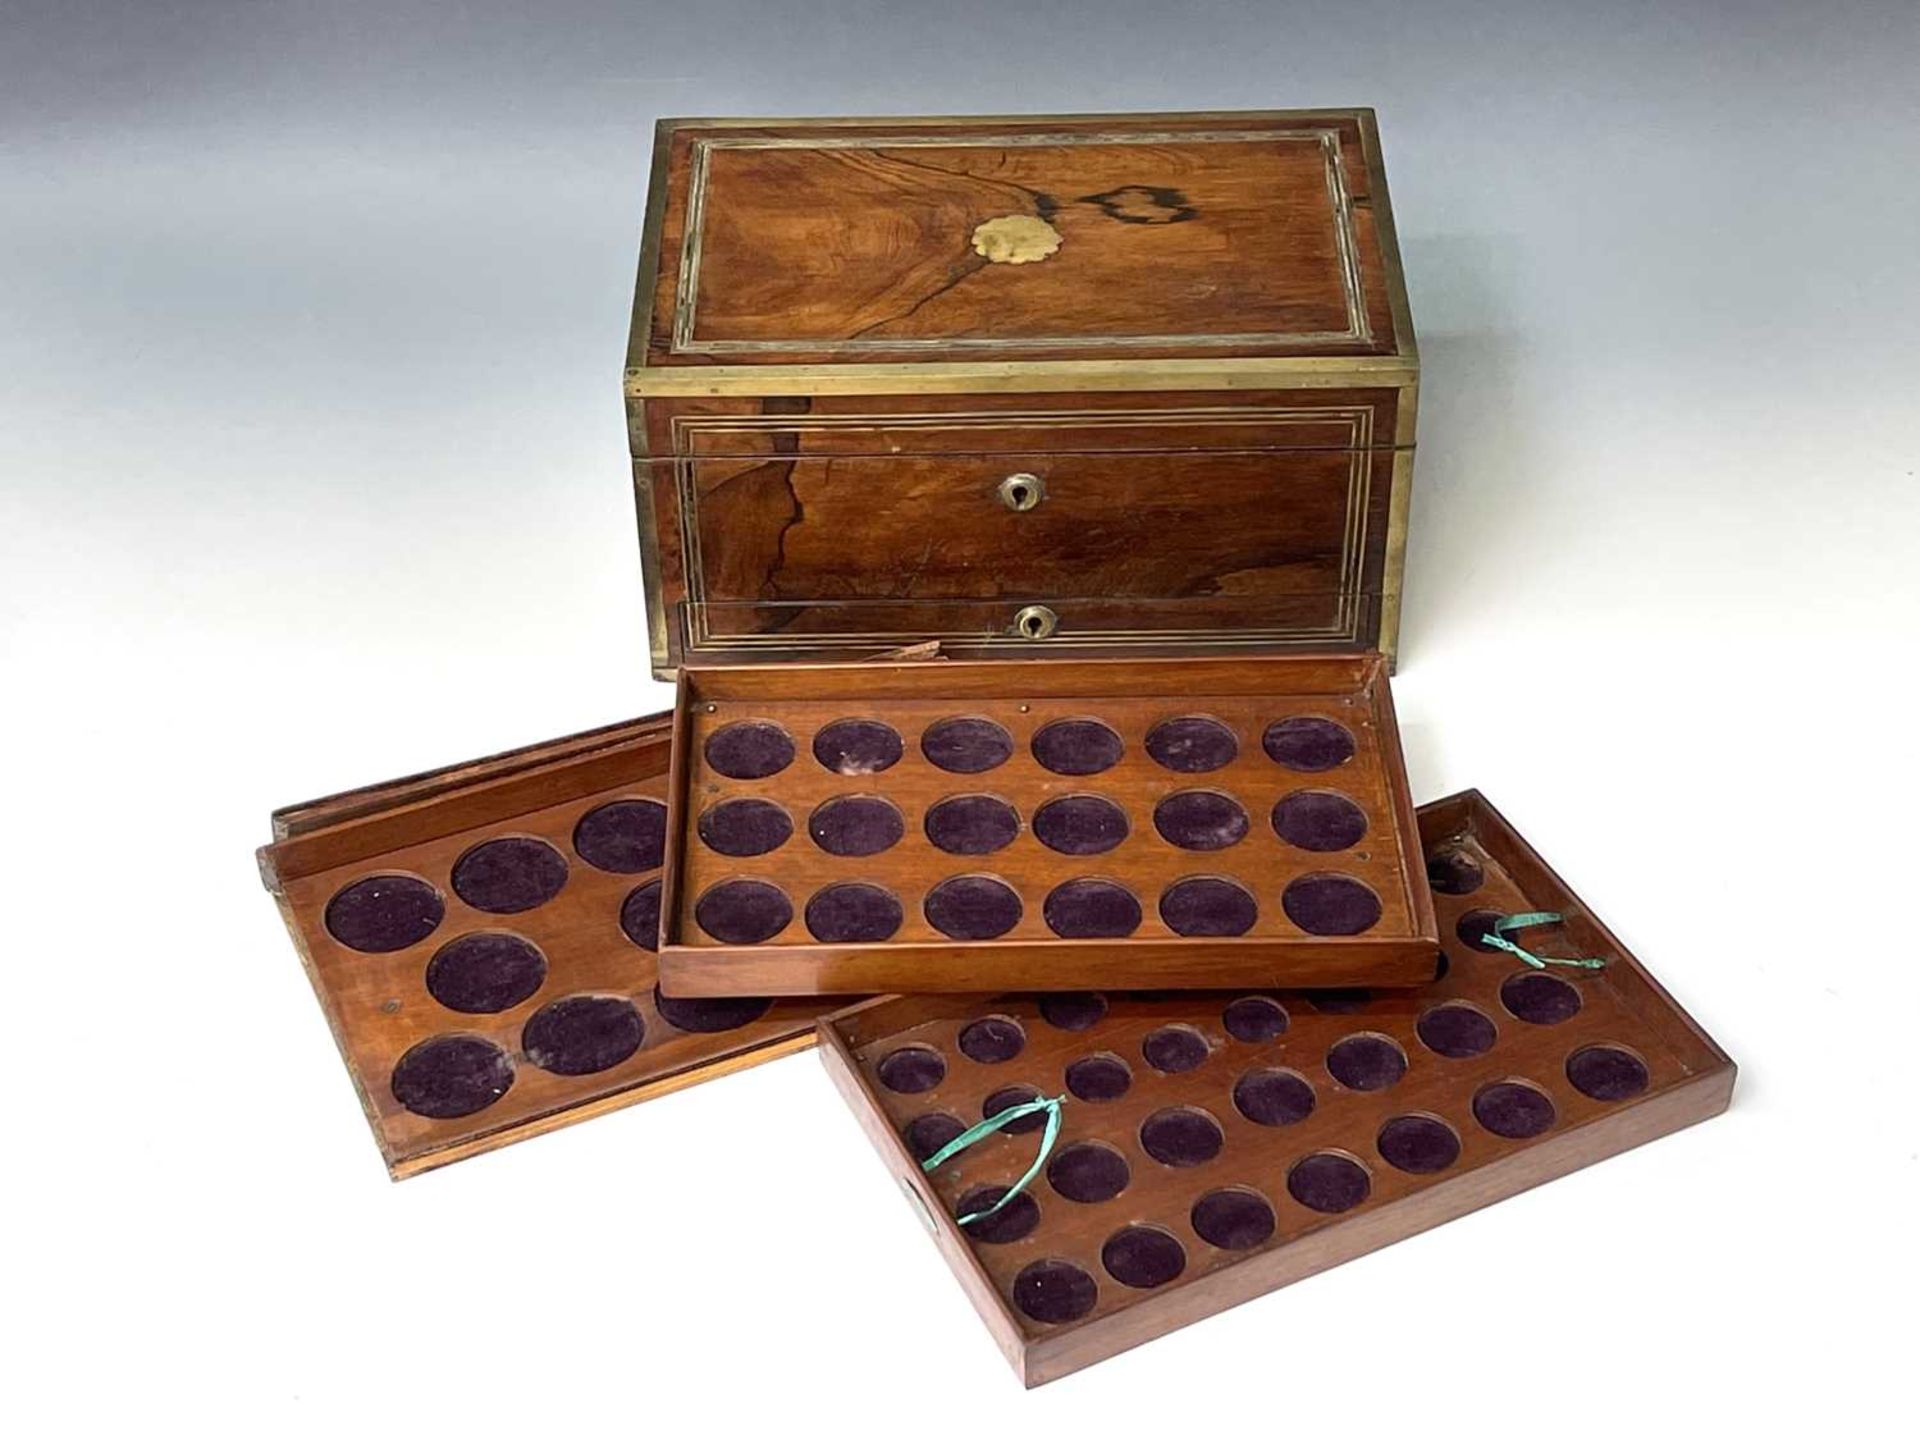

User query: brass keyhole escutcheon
[997,473,1045,512]
[1012,604,1059,640]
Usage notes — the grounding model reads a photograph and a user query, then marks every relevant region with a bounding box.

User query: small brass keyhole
[997,473,1045,512]
[1012,604,1059,640]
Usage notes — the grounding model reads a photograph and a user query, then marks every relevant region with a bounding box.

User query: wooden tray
[818,789,1735,1385]
[658,653,1438,996]
[258,713,843,1178]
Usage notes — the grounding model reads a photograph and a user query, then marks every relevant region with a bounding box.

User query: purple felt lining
[1473,1081,1557,1138]
[1032,794,1129,856]
[808,794,904,857]
[1232,1068,1317,1127]
[1262,716,1356,772]
[1282,873,1382,935]
[924,875,1023,940]
[1014,1260,1098,1324]
[1064,1053,1132,1101]
[1566,1045,1650,1101]
[921,717,1014,774]
[325,874,444,953]
[1425,847,1484,896]
[703,721,795,780]
[1139,1106,1224,1166]
[876,1045,946,1094]
[572,799,667,874]
[1048,1142,1131,1203]
[1141,1025,1210,1074]
[1145,716,1238,773]
[1030,718,1125,776]
[1416,1002,1498,1059]
[1222,995,1290,1043]
[389,1034,513,1119]
[1152,790,1249,851]
[697,798,793,857]
[1455,909,1509,952]
[1039,992,1108,1031]
[958,1015,1027,1064]
[521,995,644,1076]
[811,718,903,776]
[693,879,792,945]
[1500,971,1583,1025]
[1102,1225,1187,1288]
[983,1084,1047,1134]
[425,932,547,1014]
[652,985,773,1034]
[1158,876,1257,936]
[923,794,1021,855]
[903,1111,966,1162]
[450,837,568,914]
[618,879,662,952]
[1043,878,1142,939]
[1191,1189,1276,1250]
[1270,790,1368,852]
[1376,1115,1461,1174]
[804,882,904,943]
[1326,1033,1407,1091]
[956,1185,1041,1244]
[1287,1152,1372,1213]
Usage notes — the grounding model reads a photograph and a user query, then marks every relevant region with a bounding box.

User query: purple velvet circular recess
[1433,952,1452,980]
[425,932,547,1014]
[1014,1260,1098,1324]
[1282,873,1382,936]
[1473,1081,1557,1138]
[521,995,644,1075]
[1566,1045,1650,1101]
[703,720,795,780]
[1039,992,1108,1031]
[958,1015,1027,1064]
[1416,1002,1498,1059]
[808,795,904,857]
[924,794,1021,855]
[1287,1152,1372,1214]
[1032,795,1129,856]
[877,1045,946,1094]
[389,1034,514,1119]
[1223,996,1290,1043]
[1307,988,1374,1014]
[618,879,662,952]
[1263,716,1357,772]
[956,1185,1041,1244]
[651,984,773,1034]
[1043,878,1142,939]
[1327,1033,1408,1091]
[924,875,1023,941]
[903,1112,966,1162]
[325,874,444,953]
[1232,1068,1317,1127]
[1139,1106,1225,1167]
[1141,1024,1210,1074]
[811,718,903,776]
[1377,1114,1462,1174]
[1456,909,1509,952]
[1152,790,1249,851]
[572,799,668,874]
[451,837,569,914]
[1425,847,1484,896]
[983,1084,1048,1135]
[697,798,793,858]
[1158,877,1258,937]
[803,882,904,943]
[1047,1141,1131,1203]
[1191,1188,1276,1250]
[1030,718,1124,776]
[921,716,1014,774]
[1270,791,1368,852]
[1064,1052,1132,1101]
[1102,1225,1187,1288]
[1500,971,1584,1025]
[1145,716,1238,773]
[693,879,793,945]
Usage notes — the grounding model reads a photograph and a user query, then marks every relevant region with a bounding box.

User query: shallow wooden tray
[258,714,842,1178]
[819,788,1735,1385]
[659,654,1438,996]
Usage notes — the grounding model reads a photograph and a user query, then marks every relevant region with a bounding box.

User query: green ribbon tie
[920,1094,1066,1228]
[1479,911,1607,971]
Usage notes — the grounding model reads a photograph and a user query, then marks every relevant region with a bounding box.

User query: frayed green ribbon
[921,1094,1066,1228]
[1478,911,1607,971]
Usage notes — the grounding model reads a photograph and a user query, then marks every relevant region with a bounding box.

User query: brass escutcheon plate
[971,214,1063,265]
